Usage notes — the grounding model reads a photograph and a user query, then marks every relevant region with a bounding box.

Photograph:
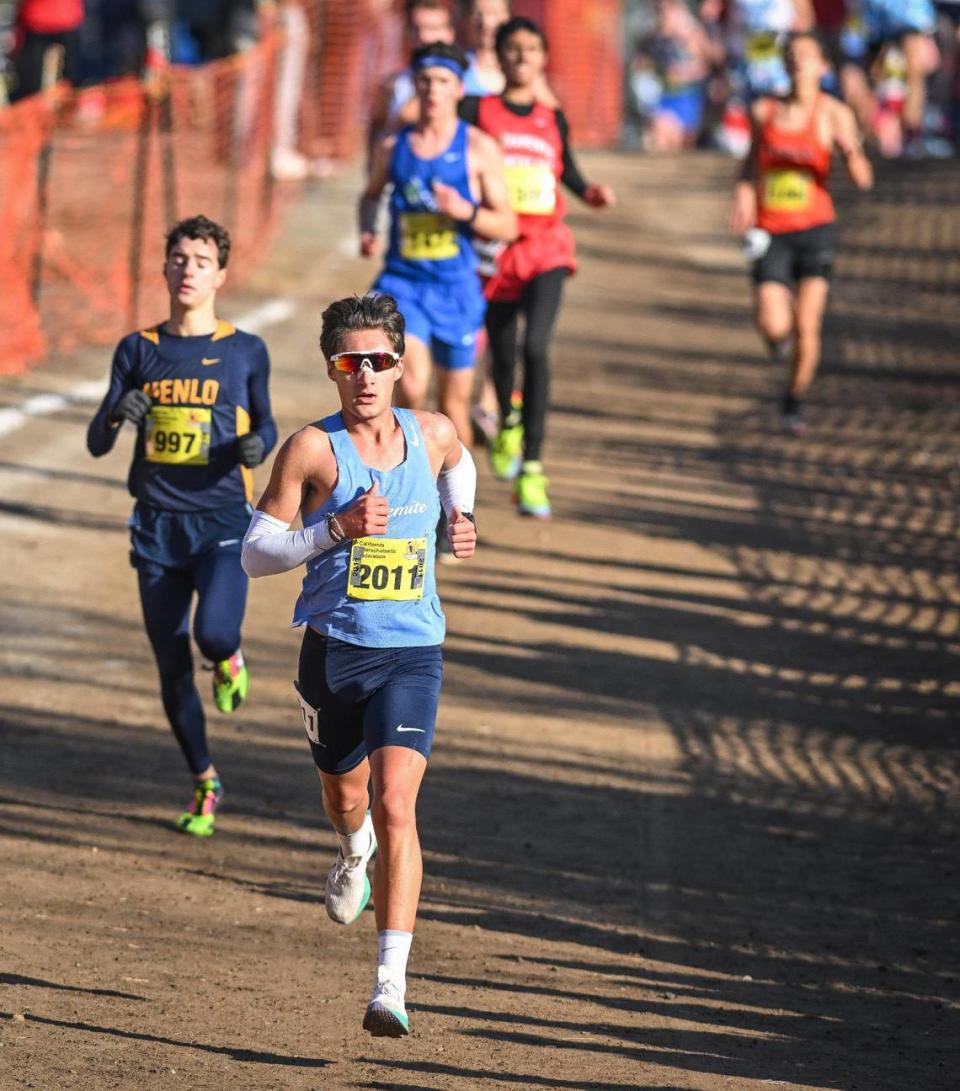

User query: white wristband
[241,509,339,578]
[438,443,477,520]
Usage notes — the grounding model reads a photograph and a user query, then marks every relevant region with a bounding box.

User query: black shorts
[295,627,443,775]
[752,223,836,286]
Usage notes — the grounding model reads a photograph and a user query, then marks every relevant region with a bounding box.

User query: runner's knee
[757,310,792,342]
[193,619,240,664]
[323,778,367,817]
[372,783,418,833]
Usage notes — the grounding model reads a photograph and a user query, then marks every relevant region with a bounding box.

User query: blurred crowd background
[3,1,958,161]
[1,0,956,377]
[623,1,960,160]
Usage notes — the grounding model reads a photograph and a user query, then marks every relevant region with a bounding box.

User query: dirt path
[1,152,957,1091]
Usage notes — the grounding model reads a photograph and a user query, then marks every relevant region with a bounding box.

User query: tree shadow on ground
[3,157,959,1090]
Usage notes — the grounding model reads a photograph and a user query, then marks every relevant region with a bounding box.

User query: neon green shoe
[490,422,523,481]
[213,651,248,713]
[515,463,551,518]
[176,777,223,837]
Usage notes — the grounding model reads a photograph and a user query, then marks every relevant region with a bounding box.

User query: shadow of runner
[0,974,145,1001]
[358,1060,641,1090]
[2,1012,330,1067]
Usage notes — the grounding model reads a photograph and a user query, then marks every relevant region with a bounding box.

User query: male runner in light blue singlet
[241,293,478,1038]
[360,41,516,448]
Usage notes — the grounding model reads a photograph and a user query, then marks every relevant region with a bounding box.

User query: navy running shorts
[752,222,836,286]
[128,500,253,570]
[295,627,443,775]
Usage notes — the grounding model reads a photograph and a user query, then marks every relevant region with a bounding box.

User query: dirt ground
[1,151,958,1091]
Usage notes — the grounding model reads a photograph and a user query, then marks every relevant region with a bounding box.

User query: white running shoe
[324,822,377,925]
[362,966,410,1037]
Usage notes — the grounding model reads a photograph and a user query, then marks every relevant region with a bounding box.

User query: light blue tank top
[385,121,478,283]
[292,409,445,647]
[463,52,494,96]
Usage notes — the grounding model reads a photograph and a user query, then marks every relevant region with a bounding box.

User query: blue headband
[413,54,466,79]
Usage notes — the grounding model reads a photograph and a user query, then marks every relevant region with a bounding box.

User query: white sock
[337,811,372,859]
[378,929,412,986]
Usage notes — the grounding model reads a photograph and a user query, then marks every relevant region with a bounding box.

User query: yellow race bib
[505,163,557,215]
[399,212,458,260]
[347,537,427,601]
[763,169,812,212]
[745,31,780,63]
[145,406,211,465]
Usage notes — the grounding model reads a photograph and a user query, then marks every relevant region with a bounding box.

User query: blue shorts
[656,84,706,135]
[373,271,485,370]
[128,500,252,570]
[295,628,443,775]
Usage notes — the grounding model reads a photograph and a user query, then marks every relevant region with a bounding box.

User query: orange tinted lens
[333,352,396,373]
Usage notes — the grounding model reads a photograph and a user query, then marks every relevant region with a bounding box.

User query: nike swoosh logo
[396,725,425,733]
[201,357,221,366]
[218,538,240,547]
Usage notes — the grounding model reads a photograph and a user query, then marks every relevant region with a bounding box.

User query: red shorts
[483,220,577,303]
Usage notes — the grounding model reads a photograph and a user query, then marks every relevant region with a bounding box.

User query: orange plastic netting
[0,35,284,374]
[0,2,624,376]
[515,0,623,148]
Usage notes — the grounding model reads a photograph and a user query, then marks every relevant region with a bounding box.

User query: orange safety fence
[0,94,55,372]
[298,0,406,166]
[0,33,284,376]
[0,1,625,377]
[514,0,624,149]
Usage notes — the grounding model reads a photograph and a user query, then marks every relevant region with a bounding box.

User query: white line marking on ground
[0,298,297,440]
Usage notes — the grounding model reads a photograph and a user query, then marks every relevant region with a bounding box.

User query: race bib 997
[145,406,211,465]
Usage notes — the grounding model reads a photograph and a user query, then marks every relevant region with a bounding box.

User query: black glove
[109,389,152,427]
[234,433,265,468]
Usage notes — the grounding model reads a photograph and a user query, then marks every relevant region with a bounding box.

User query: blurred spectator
[860,0,938,152]
[632,0,715,151]
[76,0,171,83]
[269,0,310,180]
[726,0,814,102]
[173,0,257,64]
[10,0,84,100]
[367,0,455,154]
[934,0,960,146]
[461,0,509,95]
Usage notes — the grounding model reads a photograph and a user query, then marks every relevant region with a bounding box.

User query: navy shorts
[128,500,253,570]
[752,223,836,286]
[295,627,443,775]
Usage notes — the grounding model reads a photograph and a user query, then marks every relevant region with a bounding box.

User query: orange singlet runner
[755,95,836,236]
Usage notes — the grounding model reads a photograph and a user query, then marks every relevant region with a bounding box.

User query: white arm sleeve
[241,509,337,578]
[437,443,477,519]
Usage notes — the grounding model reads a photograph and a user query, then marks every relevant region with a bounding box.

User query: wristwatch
[461,511,476,528]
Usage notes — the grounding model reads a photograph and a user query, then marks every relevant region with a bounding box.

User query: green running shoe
[362,967,410,1037]
[516,464,551,518]
[213,651,248,713]
[176,777,223,838]
[490,422,523,481]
